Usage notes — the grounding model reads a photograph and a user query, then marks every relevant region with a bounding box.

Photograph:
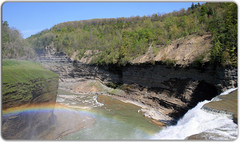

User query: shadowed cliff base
[105,79,218,124]
[30,13,237,129]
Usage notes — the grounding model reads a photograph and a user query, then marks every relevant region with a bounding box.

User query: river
[152,88,238,140]
[58,88,238,140]
[57,89,161,140]
[2,88,237,140]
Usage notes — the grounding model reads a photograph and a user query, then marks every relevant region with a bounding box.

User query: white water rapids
[152,88,238,140]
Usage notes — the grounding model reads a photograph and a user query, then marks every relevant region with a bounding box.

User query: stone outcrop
[2,77,58,109]
[215,67,238,92]
[2,105,95,140]
[2,61,59,140]
[2,108,56,139]
[202,90,238,124]
[37,45,71,63]
[36,45,237,124]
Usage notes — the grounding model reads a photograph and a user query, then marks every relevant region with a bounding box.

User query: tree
[211,40,222,64]
[191,3,195,10]
[25,2,237,66]
[2,21,36,59]
[200,5,208,16]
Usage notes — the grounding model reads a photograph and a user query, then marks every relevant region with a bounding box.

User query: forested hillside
[2,21,36,60]
[8,2,238,66]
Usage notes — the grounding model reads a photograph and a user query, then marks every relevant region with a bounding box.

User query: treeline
[2,21,36,60]
[26,2,237,66]
[207,3,237,66]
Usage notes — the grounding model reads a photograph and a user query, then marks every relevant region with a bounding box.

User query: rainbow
[2,103,81,116]
[2,102,157,139]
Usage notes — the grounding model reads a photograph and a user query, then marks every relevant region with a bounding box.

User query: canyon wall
[37,48,237,123]
[2,77,58,109]
[2,60,59,140]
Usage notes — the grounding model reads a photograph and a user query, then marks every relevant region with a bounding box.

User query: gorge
[37,36,237,125]
[2,32,237,141]
[2,2,238,140]
[34,41,238,140]
[2,32,238,141]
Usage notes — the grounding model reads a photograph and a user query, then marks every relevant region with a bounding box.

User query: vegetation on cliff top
[2,60,58,109]
[2,21,36,60]
[2,2,237,67]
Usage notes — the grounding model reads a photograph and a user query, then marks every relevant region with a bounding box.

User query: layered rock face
[2,109,56,139]
[2,77,59,139]
[2,77,58,109]
[37,46,237,123]
[215,67,238,92]
[202,90,238,124]
[2,61,59,140]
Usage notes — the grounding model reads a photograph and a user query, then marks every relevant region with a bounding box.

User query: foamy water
[3,87,237,140]
[152,88,238,140]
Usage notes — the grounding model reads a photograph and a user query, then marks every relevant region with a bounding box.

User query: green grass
[2,59,58,109]
[2,59,57,84]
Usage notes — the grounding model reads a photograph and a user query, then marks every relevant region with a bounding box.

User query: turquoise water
[57,89,161,140]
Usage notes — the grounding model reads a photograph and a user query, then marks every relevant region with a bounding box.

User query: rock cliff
[2,60,59,139]
[2,77,58,109]
[36,38,237,124]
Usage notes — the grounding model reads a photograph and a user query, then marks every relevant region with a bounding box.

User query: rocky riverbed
[37,44,237,125]
[34,43,238,140]
[202,89,238,124]
[152,88,238,140]
[187,89,238,140]
[57,78,168,126]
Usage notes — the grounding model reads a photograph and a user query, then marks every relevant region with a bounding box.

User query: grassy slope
[2,60,59,109]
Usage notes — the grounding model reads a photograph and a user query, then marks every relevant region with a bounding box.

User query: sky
[2,2,194,39]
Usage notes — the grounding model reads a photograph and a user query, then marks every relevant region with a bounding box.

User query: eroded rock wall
[215,66,238,92]
[37,47,237,123]
[2,77,58,109]
[2,62,59,140]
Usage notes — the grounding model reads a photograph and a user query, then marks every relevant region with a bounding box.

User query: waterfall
[152,88,238,140]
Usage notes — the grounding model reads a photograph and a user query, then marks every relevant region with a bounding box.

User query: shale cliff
[2,60,59,109]
[37,34,237,124]
[2,60,59,139]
